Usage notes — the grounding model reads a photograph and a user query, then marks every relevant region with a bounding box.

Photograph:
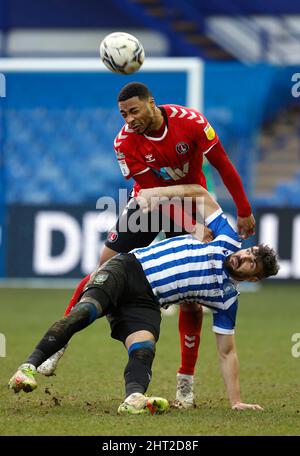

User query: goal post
[0,57,203,110]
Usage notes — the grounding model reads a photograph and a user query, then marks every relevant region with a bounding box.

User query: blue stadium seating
[3,107,129,204]
[273,181,300,206]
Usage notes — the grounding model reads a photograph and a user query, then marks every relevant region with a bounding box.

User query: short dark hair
[256,244,280,279]
[118,82,152,102]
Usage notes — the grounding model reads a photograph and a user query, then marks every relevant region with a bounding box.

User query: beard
[224,255,234,275]
[224,254,244,280]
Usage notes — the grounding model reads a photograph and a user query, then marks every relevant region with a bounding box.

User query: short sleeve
[212,301,238,335]
[205,209,241,251]
[114,148,148,180]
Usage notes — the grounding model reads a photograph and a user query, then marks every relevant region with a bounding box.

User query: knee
[128,340,156,364]
[46,301,97,341]
[67,300,100,327]
[79,288,106,315]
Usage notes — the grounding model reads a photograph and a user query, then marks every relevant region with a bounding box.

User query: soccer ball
[100,32,145,75]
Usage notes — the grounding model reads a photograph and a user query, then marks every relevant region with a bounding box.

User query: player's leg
[118,330,168,415]
[39,197,159,376]
[63,275,91,317]
[100,253,168,415]
[37,244,119,377]
[8,294,107,393]
[9,257,128,393]
[174,302,203,408]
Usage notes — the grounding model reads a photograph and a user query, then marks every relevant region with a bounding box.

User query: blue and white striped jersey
[132,208,242,334]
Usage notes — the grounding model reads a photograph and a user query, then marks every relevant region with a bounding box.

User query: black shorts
[84,253,161,343]
[105,196,190,253]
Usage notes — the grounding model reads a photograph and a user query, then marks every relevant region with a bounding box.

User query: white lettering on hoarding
[33,212,81,274]
[259,212,300,279]
[81,212,116,274]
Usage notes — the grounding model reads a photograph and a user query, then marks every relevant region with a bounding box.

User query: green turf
[0,284,299,436]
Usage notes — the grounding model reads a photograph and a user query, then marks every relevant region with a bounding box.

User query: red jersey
[114,104,219,196]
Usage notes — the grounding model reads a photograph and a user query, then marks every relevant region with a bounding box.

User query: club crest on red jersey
[107,230,118,243]
[145,153,155,162]
[176,142,189,155]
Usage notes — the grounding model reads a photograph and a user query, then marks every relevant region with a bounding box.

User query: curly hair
[256,244,280,279]
[118,82,152,102]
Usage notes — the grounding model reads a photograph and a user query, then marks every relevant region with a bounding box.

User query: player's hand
[237,214,256,239]
[203,226,213,243]
[137,188,160,213]
[231,402,264,411]
[190,224,213,243]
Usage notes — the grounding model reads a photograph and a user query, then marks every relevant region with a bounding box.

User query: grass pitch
[0,284,299,436]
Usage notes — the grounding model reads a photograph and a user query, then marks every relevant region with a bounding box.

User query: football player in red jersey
[38,82,255,408]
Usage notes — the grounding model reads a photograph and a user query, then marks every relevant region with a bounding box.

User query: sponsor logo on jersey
[204,123,216,141]
[176,142,189,155]
[152,162,189,181]
[118,159,130,177]
[107,230,118,243]
[145,153,155,162]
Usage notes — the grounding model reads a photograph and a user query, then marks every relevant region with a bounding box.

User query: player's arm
[137,183,220,220]
[215,333,263,411]
[205,141,255,239]
[137,183,219,242]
